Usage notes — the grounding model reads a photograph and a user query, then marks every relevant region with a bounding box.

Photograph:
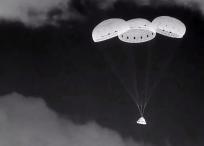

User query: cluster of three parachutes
[92,16,186,125]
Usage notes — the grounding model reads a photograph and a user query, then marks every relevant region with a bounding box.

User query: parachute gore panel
[92,18,129,42]
[152,16,186,38]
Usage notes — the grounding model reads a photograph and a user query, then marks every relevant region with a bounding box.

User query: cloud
[0,92,146,146]
[0,0,202,27]
[169,0,203,10]
[89,0,204,13]
[0,0,71,26]
[89,0,118,9]
[122,0,204,12]
[135,0,204,13]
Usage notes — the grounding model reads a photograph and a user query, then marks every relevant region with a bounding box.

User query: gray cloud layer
[0,92,146,146]
[0,0,70,26]
[80,0,204,12]
[0,0,202,26]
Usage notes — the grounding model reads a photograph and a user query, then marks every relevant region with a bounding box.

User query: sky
[0,0,203,146]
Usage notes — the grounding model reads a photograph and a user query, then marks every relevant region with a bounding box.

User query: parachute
[92,17,186,126]
[118,18,156,43]
[92,18,129,42]
[152,16,186,38]
[118,18,157,125]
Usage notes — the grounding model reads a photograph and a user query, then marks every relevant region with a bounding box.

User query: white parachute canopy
[92,18,129,42]
[152,16,186,38]
[118,18,156,43]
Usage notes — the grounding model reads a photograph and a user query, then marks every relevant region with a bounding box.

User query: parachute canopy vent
[118,18,156,43]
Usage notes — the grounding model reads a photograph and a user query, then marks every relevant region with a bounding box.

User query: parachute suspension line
[140,105,144,116]
[128,46,149,117]
[144,45,152,104]
[141,104,146,117]
[142,102,148,115]
[137,104,141,116]
[100,47,139,107]
[137,97,145,116]
[127,47,141,103]
[140,105,143,116]
[142,40,157,115]
[137,104,143,117]
[147,41,182,99]
[142,41,155,115]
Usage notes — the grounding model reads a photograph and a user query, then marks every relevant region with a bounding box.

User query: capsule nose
[137,116,147,125]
